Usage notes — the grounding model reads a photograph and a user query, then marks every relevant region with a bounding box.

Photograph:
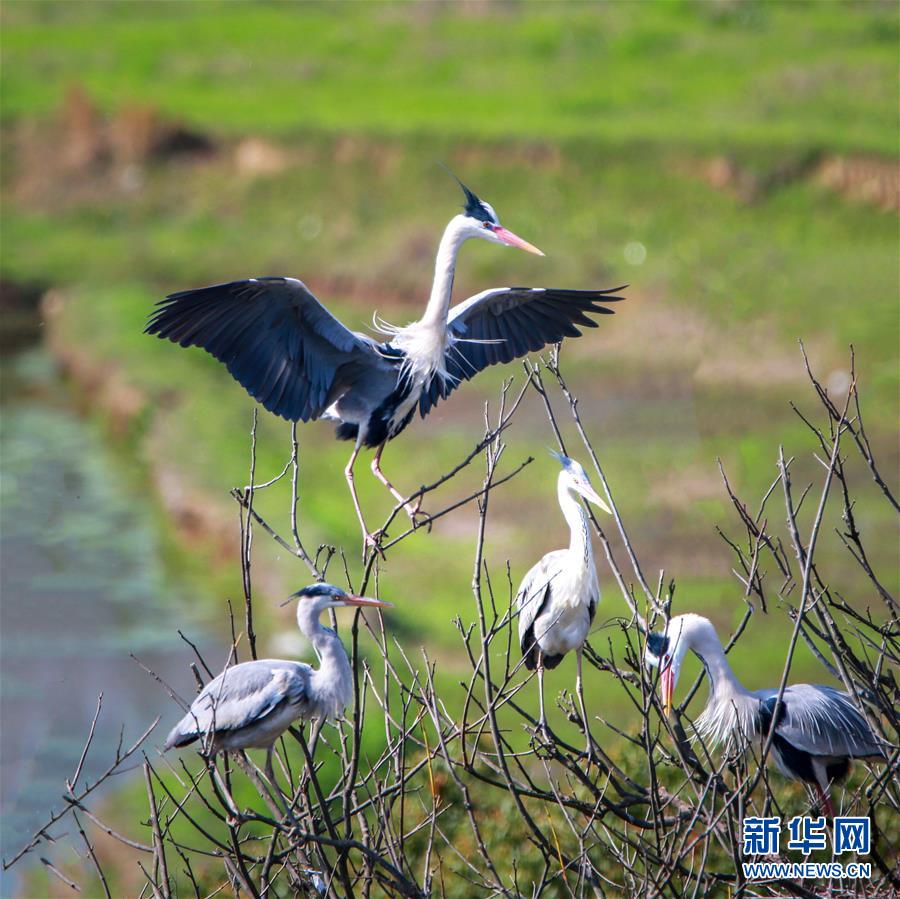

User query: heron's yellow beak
[342,594,393,609]
[661,664,674,717]
[492,226,545,257]
[580,483,613,515]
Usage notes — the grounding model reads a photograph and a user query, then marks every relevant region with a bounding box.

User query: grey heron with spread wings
[516,453,611,751]
[645,613,884,815]
[146,177,624,549]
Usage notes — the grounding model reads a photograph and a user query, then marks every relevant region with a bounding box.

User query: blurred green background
[1,0,897,892]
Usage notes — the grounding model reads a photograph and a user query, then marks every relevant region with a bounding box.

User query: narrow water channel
[0,337,223,890]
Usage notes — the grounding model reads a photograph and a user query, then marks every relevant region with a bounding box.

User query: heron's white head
[644,614,720,716]
[288,583,392,625]
[551,451,612,514]
[448,172,544,256]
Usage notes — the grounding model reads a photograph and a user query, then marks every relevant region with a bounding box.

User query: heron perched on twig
[645,613,884,815]
[146,176,624,550]
[516,453,611,750]
[164,583,391,786]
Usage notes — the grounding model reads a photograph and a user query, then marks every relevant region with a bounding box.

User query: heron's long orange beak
[661,664,674,717]
[342,594,393,609]
[493,226,544,257]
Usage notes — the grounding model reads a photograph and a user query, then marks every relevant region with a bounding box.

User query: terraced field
[2,3,897,890]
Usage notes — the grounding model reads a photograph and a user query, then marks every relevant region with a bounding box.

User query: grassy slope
[2,0,898,154]
[1,0,897,756]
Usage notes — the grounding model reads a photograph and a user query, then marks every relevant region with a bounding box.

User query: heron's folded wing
[166,660,309,748]
[419,285,625,416]
[759,685,883,759]
[515,556,562,651]
[146,277,379,421]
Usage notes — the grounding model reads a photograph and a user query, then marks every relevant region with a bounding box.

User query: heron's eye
[482,222,493,230]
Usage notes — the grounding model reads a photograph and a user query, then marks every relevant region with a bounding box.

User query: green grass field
[3,1,897,154]
[1,5,898,888]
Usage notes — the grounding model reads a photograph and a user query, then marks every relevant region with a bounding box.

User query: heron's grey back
[758,684,882,759]
[165,659,311,750]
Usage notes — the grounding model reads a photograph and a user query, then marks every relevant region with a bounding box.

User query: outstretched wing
[759,685,883,759]
[165,659,309,749]
[419,285,625,416]
[146,277,382,421]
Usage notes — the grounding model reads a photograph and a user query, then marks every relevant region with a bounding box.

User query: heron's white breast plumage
[378,318,455,390]
[310,667,353,720]
[694,688,760,751]
[372,316,460,431]
[531,552,596,656]
[562,559,598,608]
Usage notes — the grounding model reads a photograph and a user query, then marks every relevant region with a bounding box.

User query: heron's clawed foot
[406,506,432,532]
[402,495,432,531]
[530,719,555,751]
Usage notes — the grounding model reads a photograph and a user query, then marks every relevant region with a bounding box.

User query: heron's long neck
[695,636,757,746]
[699,640,747,701]
[420,218,467,327]
[313,629,352,678]
[558,479,593,564]
[300,613,353,717]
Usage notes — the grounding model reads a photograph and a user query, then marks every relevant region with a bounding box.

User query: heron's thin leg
[345,444,381,552]
[371,443,428,526]
[576,650,593,760]
[264,747,277,793]
[308,717,325,755]
[537,657,549,737]
[236,749,294,821]
[263,746,298,821]
[814,782,835,817]
[370,444,407,506]
[211,756,241,818]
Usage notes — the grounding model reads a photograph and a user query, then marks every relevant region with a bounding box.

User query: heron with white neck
[146,175,624,550]
[516,453,611,750]
[164,584,391,786]
[645,613,884,815]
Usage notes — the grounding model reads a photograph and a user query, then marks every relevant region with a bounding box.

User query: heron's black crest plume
[282,583,340,605]
[548,448,574,469]
[440,163,496,224]
[461,184,493,222]
[647,632,669,659]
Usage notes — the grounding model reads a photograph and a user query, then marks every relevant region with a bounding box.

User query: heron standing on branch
[645,613,884,815]
[146,177,625,550]
[165,584,391,785]
[516,453,611,751]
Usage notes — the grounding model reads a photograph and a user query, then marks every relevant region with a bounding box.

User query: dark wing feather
[146,277,380,422]
[165,660,309,749]
[419,285,625,416]
[515,554,564,670]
